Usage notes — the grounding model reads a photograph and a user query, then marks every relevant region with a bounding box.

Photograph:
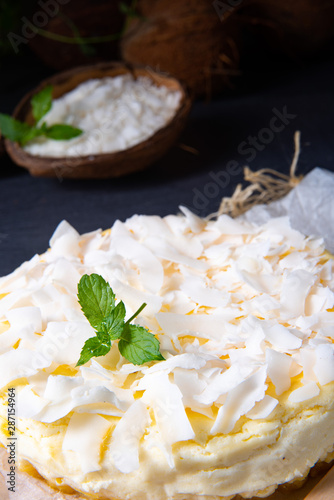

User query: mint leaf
[20,126,45,146]
[119,324,164,365]
[76,336,111,366]
[31,85,53,123]
[44,124,82,141]
[78,274,115,330]
[102,301,126,340]
[0,113,33,143]
[0,86,83,147]
[76,273,164,367]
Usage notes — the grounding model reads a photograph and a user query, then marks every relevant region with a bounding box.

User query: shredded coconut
[23,75,182,157]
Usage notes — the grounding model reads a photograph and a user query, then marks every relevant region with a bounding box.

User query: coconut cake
[0,209,334,499]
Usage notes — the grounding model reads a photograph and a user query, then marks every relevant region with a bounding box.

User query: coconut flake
[107,277,162,318]
[0,255,39,292]
[246,395,278,420]
[279,252,308,270]
[320,259,333,282]
[32,373,131,423]
[145,236,206,271]
[298,347,317,382]
[195,362,253,406]
[179,206,206,233]
[203,242,231,263]
[35,321,94,366]
[109,400,150,473]
[180,276,229,308]
[263,324,302,352]
[109,235,164,294]
[0,349,50,390]
[6,306,42,332]
[48,220,80,260]
[313,344,334,385]
[261,217,306,248]
[173,369,213,418]
[288,381,320,403]
[50,259,82,295]
[140,372,195,466]
[305,286,334,316]
[161,291,194,315]
[280,270,316,319]
[145,353,208,374]
[71,384,130,414]
[210,367,267,434]
[214,215,256,235]
[17,386,49,418]
[0,289,36,318]
[62,413,112,474]
[237,269,280,295]
[156,312,238,341]
[0,307,42,353]
[266,349,292,395]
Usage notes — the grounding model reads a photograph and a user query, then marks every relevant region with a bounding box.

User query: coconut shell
[121,0,241,97]
[5,62,192,179]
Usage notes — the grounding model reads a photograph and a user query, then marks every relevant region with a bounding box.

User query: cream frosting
[0,209,334,499]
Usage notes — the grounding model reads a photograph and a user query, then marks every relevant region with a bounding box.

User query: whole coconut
[121,0,242,97]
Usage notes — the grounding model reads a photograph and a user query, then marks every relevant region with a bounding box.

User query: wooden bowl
[5,62,192,179]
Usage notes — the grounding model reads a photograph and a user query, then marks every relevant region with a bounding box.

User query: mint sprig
[76,274,164,367]
[31,85,53,122]
[0,85,82,146]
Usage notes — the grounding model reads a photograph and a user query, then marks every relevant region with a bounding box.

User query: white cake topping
[0,211,334,474]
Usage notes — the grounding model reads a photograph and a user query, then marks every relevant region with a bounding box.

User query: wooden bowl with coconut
[5,62,192,179]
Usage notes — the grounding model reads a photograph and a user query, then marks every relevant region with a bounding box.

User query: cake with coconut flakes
[0,208,334,500]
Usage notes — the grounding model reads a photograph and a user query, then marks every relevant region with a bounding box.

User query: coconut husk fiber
[121,0,242,97]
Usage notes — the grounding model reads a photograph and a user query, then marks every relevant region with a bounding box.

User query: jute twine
[211,131,303,219]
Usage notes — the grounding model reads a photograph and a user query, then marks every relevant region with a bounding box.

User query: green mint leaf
[119,324,165,365]
[44,124,83,141]
[31,85,53,123]
[40,122,48,133]
[20,126,45,146]
[0,113,33,144]
[76,336,111,367]
[78,274,116,330]
[0,88,83,147]
[102,301,126,340]
[76,274,164,367]
[96,329,111,344]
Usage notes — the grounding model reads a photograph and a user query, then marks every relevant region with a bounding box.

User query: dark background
[1,41,334,277]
